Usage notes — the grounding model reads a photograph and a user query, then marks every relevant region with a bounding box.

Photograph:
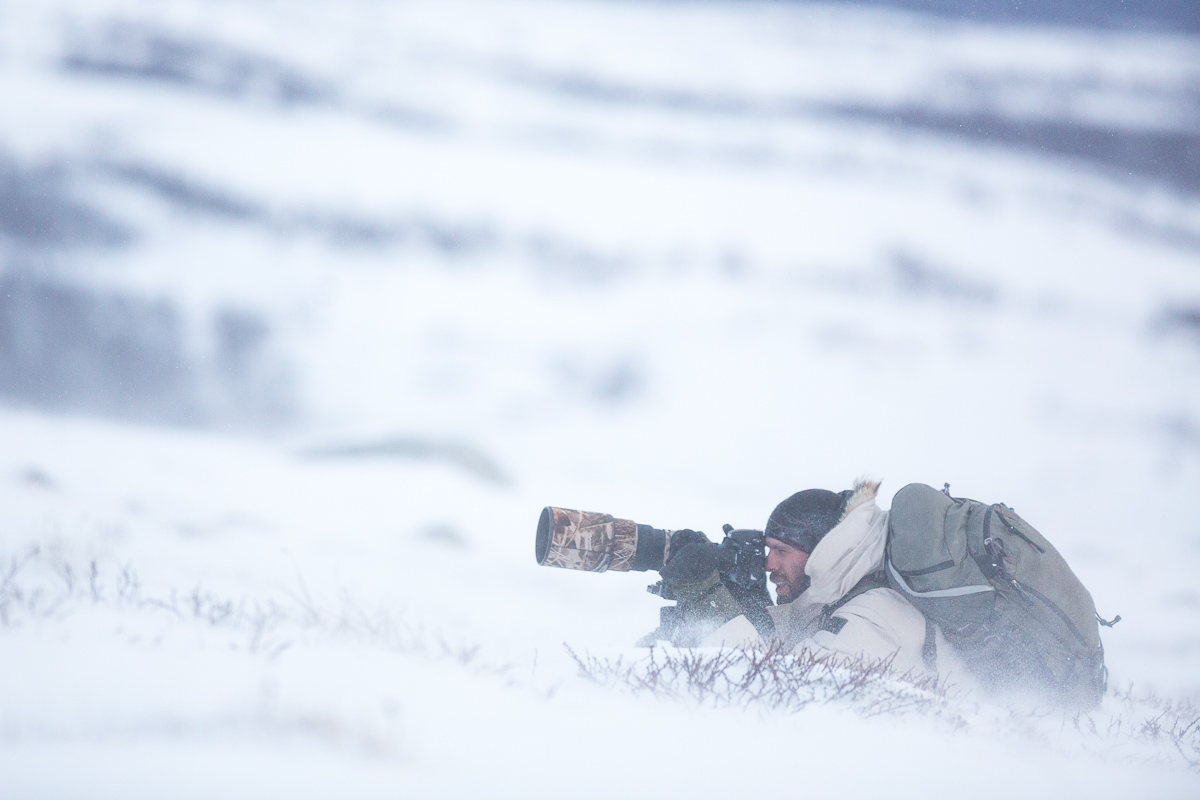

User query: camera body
[716,524,770,597]
[646,524,767,598]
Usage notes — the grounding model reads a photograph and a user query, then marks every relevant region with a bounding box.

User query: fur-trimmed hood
[800,477,887,606]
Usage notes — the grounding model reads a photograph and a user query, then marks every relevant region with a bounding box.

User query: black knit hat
[765,488,852,554]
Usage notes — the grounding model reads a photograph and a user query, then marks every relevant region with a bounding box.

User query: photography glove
[660,541,721,591]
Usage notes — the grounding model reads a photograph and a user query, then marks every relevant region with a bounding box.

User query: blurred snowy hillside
[2,0,1200,796]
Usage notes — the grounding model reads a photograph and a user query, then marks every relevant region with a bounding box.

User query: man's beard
[772,574,810,604]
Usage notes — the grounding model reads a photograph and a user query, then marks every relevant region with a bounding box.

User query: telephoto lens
[536,507,671,572]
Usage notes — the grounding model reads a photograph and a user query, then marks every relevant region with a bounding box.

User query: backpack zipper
[980,506,1087,647]
[1009,576,1090,648]
[996,506,1046,553]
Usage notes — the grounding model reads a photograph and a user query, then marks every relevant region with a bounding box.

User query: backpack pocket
[887,483,994,633]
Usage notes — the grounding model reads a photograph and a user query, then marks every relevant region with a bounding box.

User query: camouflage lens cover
[536,506,639,572]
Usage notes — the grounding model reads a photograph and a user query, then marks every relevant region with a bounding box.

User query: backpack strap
[818,570,889,634]
[922,617,938,671]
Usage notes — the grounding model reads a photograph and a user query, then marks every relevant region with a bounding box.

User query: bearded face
[765,537,810,604]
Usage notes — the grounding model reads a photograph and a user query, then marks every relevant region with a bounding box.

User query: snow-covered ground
[2,0,1199,796]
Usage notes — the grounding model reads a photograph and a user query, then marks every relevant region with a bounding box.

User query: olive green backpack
[886,483,1114,708]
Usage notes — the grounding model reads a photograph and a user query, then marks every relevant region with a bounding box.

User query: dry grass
[4,545,1199,772]
[566,640,960,721]
[563,641,1200,772]
[1076,685,1200,769]
[0,545,508,675]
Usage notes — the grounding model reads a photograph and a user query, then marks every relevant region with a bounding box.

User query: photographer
[664,479,948,676]
[540,478,1106,704]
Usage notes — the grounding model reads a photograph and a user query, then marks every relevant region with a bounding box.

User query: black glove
[661,541,722,586]
[666,528,709,560]
[659,540,749,642]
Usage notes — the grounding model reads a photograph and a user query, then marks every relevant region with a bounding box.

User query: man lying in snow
[660,479,948,676]
[657,478,1110,708]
